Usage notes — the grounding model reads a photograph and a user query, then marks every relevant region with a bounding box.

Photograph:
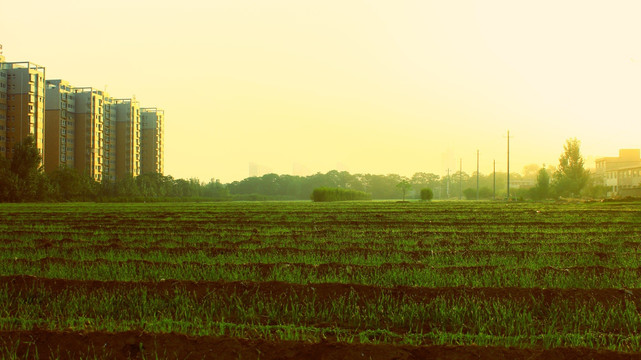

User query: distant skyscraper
[2,47,164,182]
[114,99,141,179]
[103,94,117,182]
[249,163,273,177]
[44,80,76,173]
[0,59,46,162]
[140,108,164,175]
[44,81,106,181]
[73,88,105,182]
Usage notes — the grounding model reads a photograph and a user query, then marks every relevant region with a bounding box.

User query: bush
[311,187,372,202]
[420,188,433,201]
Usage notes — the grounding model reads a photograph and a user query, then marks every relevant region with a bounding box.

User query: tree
[581,177,609,199]
[2,136,50,202]
[463,188,476,200]
[420,188,433,201]
[10,136,42,180]
[530,166,550,200]
[411,172,440,199]
[50,166,97,201]
[396,179,412,201]
[553,138,589,197]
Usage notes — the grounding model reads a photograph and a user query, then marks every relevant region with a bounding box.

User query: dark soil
[2,275,639,306]
[7,257,641,278]
[1,330,638,360]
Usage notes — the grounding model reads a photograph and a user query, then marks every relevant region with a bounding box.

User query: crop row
[1,246,640,268]
[3,236,641,252]
[3,259,641,288]
[1,203,641,234]
[2,277,641,351]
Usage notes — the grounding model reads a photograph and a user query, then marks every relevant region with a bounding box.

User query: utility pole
[459,158,462,200]
[476,150,479,200]
[507,130,511,201]
[493,159,496,200]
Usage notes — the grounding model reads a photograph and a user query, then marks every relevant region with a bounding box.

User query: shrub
[311,187,372,202]
[420,188,433,201]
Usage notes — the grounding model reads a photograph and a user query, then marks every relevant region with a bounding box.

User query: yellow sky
[3,0,641,182]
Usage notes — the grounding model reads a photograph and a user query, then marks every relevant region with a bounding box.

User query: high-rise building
[0,47,6,158]
[44,80,77,173]
[74,88,105,182]
[103,94,117,182]
[114,99,140,179]
[0,58,46,162]
[140,108,164,175]
[44,81,106,181]
[1,46,164,182]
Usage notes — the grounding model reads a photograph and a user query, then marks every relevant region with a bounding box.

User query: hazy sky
[3,1,641,182]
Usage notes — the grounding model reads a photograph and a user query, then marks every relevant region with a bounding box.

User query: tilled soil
[0,329,638,360]
[2,275,639,306]
[6,257,641,278]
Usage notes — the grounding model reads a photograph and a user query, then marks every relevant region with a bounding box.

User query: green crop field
[1,201,641,359]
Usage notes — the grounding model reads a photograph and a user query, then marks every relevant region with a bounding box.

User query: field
[1,201,641,359]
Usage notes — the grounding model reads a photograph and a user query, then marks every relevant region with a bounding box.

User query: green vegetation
[0,137,608,203]
[1,201,641,357]
[311,187,371,202]
[420,188,433,201]
[530,167,551,200]
[553,138,590,197]
[396,179,412,201]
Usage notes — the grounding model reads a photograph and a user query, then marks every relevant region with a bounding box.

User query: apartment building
[44,81,106,182]
[44,80,76,173]
[1,47,164,182]
[0,50,6,157]
[140,108,164,175]
[0,58,46,162]
[103,94,117,182]
[74,88,105,182]
[114,99,140,179]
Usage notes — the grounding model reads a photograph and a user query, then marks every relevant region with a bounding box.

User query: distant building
[249,163,272,177]
[103,94,117,182]
[2,47,164,182]
[0,58,46,162]
[509,179,536,189]
[44,80,77,173]
[140,108,164,175]
[114,99,141,179]
[595,149,641,182]
[73,88,105,182]
[595,149,641,196]
[45,81,106,182]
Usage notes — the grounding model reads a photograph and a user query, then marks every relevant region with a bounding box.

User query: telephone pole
[506,130,511,201]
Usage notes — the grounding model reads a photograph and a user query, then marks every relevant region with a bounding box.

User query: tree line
[0,136,607,202]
